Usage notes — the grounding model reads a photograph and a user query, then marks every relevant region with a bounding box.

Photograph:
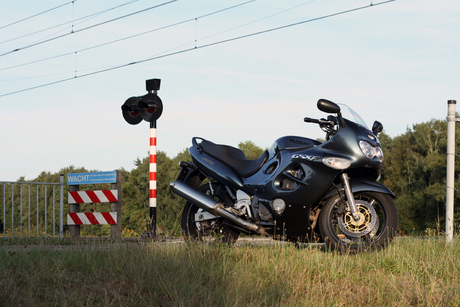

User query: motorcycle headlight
[359,140,384,162]
[375,146,384,162]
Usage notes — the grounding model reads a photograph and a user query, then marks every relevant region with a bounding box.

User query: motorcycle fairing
[272,204,313,242]
[247,147,339,205]
[189,137,340,205]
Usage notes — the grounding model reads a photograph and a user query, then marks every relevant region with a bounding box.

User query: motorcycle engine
[258,202,273,221]
[281,179,295,190]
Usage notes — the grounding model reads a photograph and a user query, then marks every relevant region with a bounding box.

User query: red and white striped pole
[149,120,157,237]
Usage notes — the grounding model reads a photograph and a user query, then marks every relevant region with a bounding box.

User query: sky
[0,0,459,181]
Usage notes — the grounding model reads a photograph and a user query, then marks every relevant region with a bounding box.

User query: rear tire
[319,192,398,253]
[181,183,240,244]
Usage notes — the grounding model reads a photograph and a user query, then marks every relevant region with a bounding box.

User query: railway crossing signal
[122,79,163,124]
[121,78,163,238]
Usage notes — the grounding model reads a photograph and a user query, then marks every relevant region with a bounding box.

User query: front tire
[319,192,398,253]
[181,183,240,244]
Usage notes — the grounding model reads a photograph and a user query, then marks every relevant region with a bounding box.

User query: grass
[1,237,459,306]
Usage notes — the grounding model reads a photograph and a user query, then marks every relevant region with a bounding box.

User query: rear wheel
[319,192,398,253]
[181,183,240,244]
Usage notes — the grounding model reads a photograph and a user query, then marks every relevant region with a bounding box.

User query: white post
[446,100,457,244]
[60,174,64,239]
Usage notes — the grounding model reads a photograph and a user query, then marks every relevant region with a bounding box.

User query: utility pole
[446,100,458,244]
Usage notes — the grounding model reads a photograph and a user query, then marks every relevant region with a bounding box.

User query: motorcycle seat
[200,139,269,178]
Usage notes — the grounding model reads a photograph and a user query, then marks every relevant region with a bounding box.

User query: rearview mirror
[317,99,345,128]
[317,99,341,114]
[372,121,383,136]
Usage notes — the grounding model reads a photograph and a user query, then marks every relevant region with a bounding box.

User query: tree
[120,149,191,237]
[238,140,266,159]
[380,118,460,234]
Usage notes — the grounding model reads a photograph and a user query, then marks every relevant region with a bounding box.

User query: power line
[0,0,178,57]
[0,0,256,72]
[0,0,76,31]
[0,0,143,46]
[196,0,316,46]
[0,0,396,98]
[198,0,397,48]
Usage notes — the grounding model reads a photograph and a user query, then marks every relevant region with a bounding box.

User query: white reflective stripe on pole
[150,124,157,208]
[446,100,456,244]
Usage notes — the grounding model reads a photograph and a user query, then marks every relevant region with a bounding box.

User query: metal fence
[0,175,64,238]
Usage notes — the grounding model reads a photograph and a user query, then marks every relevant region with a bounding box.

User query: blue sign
[67,171,117,185]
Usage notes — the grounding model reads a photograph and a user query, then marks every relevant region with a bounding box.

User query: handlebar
[304,117,336,126]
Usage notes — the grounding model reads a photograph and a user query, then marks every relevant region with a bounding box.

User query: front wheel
[181,183,240,244]
[319,192,398,253]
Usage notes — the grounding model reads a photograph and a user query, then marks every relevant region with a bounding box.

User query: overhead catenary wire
[0,0,256,72]
[193,0,316,48]
[0,0,396,98]
[0,0,178,57]
[0,0,76,31]
[0,0,143,46]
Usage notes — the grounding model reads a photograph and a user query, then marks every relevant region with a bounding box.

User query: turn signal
[323,157,351,170]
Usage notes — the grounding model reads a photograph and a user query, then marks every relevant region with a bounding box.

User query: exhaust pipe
[170,180,267,236]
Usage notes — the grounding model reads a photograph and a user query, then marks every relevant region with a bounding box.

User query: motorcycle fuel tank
[268,136,322,159]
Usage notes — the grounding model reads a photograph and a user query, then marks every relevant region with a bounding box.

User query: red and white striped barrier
[68,190,118,204]
[67,212,117,225]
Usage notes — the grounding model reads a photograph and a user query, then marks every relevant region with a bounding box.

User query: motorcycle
[170,99,398,252]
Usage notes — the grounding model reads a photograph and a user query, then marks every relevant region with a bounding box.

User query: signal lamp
[121,96,142,125]
[138,93,163,123]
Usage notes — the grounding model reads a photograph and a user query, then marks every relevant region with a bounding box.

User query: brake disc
[337,200,379,241]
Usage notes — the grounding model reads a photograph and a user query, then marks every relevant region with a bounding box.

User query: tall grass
[1,237,459,306]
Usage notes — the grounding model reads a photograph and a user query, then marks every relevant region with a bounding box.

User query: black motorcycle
[170,99,398,252]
